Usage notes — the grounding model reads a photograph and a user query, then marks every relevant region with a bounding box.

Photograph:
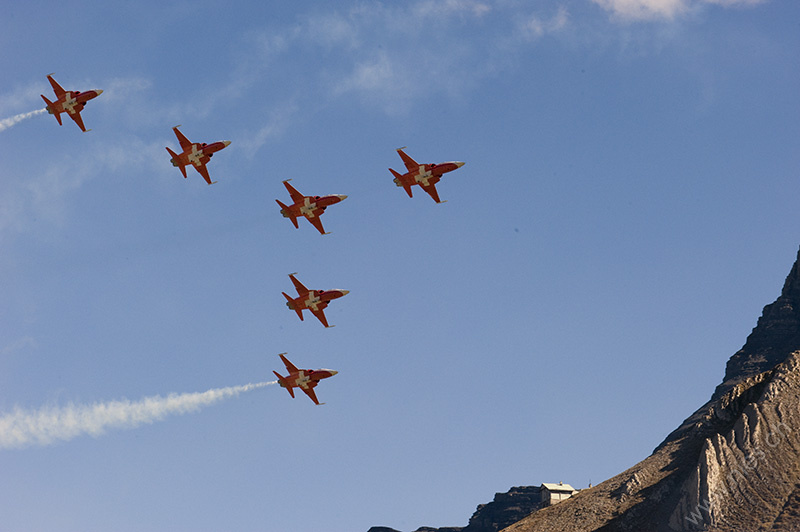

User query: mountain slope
[503,247,800,532]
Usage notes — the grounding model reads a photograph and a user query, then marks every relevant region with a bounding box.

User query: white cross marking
[63,93,78,114]
[300,197,317,218]
[304,291,321,311]
[188,144,204,166]
[294,371,310,388]
[415,165,433,186]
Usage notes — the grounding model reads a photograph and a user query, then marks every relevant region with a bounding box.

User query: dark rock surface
[371,485,542,532]
[462,486,541,532]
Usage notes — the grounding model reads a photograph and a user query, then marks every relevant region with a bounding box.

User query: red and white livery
[40,74,103,132]
[273,353,338,405]
[389,147,465,203]
[282,273,349,328]
[165,125,231,185]
[276,179,347,235]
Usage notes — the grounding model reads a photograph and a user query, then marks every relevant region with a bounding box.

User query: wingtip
[288,272,298,276]
[396,146,407,152]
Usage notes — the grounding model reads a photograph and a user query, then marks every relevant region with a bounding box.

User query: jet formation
[165,125,231,185]
[276,179,347,235]
[273,353,338,405]
[40,74,103,132]
[39,72,469,406]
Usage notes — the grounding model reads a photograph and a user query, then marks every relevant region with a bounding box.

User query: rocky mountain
[372,247,800,532]
[503,247,800,532]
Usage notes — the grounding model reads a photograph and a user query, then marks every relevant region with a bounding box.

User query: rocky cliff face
[462,486,542,532]
[503,247,800,532]
[713,251,800,401]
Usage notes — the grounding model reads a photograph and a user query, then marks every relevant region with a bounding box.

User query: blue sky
[1,1,798,531]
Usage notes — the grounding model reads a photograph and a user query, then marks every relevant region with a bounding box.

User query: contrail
[0,108,47,132]
[0,381,276,450]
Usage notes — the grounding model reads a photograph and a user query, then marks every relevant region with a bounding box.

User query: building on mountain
[540,482,578,507]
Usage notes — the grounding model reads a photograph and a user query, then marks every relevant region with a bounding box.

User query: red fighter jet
[165,126,231,185]
[282,273,349,328]
[273,353,338,405]
[40,74,103,132]
[276,179,348,235]
[389,147,465,203]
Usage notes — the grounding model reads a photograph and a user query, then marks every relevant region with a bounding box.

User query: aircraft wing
[172,127,193,151]
[310,307,330,328]
[397,148,420,173]
[47,75,66,98]
[420,182,442,203]
[289,274,309,296]
[301,384,321,405]
[279,354,300,374]
[67,111,87,133]
[308,216,327,235]
[195,163,214,185]
[282,180,305,204]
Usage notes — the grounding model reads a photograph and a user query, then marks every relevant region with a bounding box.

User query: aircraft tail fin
[273,371,295,398]
[390,168,413,197]
[165,147,187,178]
[282,292,304,321]
[275,199,299,228]
[40,95,61,124]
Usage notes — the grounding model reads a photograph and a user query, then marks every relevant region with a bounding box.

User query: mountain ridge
[503,246,800,531]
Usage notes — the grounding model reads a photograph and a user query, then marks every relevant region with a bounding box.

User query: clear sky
[1,1,798,531]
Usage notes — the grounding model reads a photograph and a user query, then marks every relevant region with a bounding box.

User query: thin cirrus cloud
[0,136,167,239]
[518,6,571,40]
[232,0,505,145]
[590,0,769,21]
[306,2,568,113]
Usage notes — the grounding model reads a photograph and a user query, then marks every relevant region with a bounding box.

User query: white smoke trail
[0,381,276,450]
[0,108,47,132]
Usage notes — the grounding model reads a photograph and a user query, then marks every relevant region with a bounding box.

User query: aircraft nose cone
[330,370,338,376]
[340,290,350,296]
[95,89,104,95]
[455,161,465,168]
[222,140,232,147]
[338,195,348,201]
